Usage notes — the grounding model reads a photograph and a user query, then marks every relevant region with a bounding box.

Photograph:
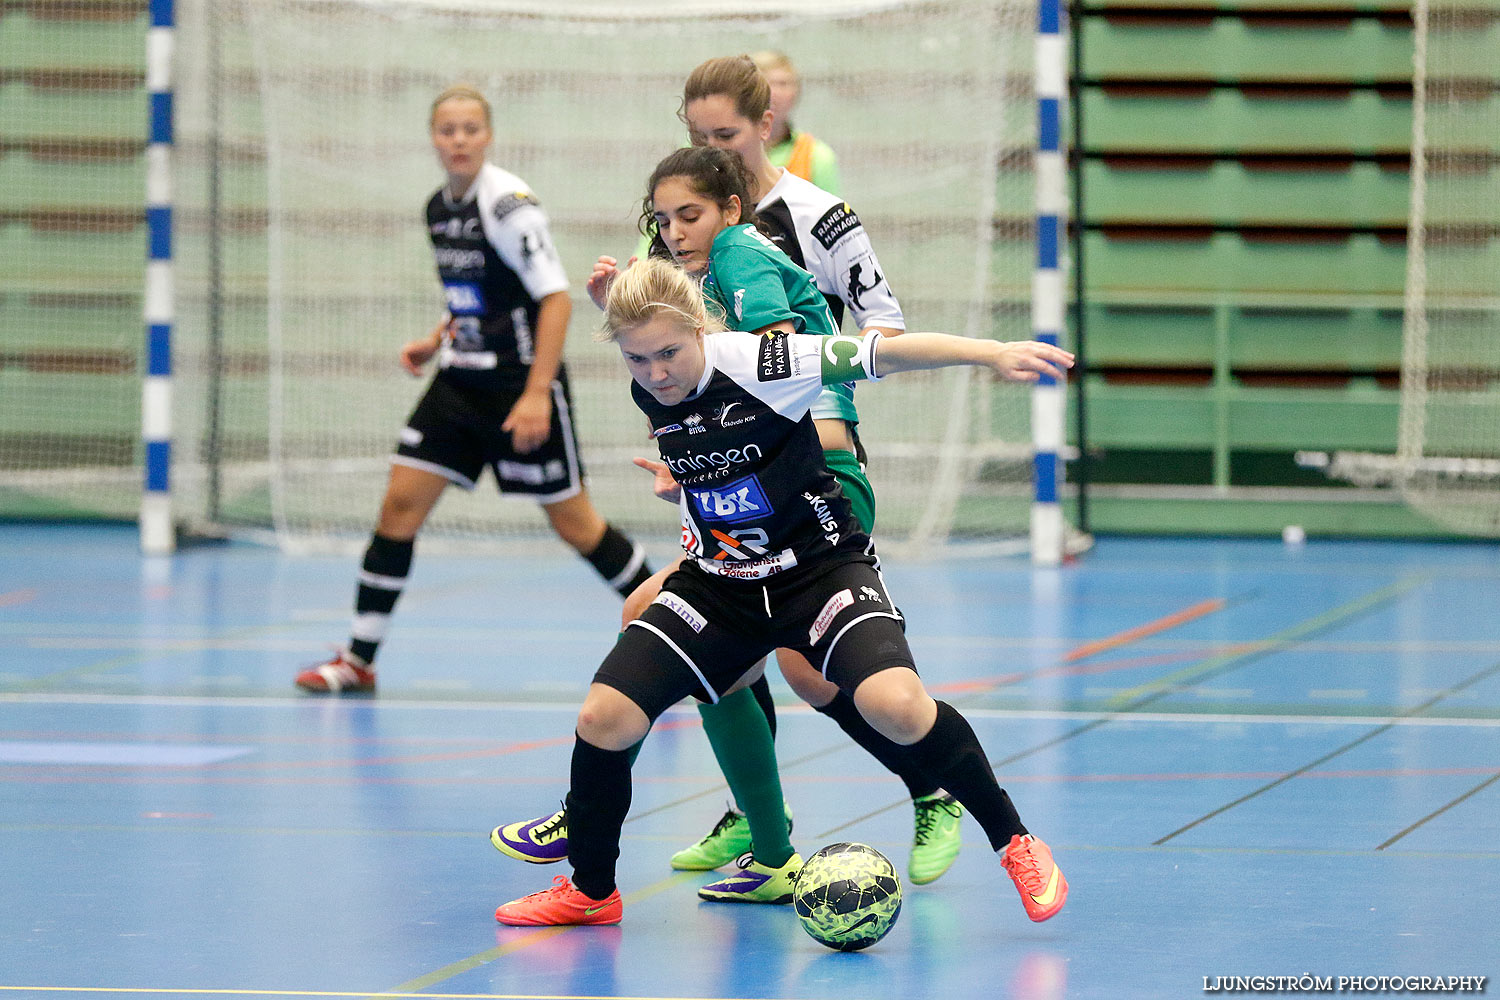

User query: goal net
[3,0,1043,555]
[1397,0,1500,535]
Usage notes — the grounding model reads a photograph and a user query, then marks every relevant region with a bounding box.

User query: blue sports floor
[1,524,1497,1000]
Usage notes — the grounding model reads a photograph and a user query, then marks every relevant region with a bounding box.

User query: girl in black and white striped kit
[296,85,652,694]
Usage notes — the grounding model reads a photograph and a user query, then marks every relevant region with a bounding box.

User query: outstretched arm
[866,330,1074,383]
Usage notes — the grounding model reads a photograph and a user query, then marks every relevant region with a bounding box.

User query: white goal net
[2,0,1042,555]
[1398,0,1500,535]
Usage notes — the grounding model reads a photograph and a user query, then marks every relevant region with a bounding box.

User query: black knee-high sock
[905,701,1028,850]
[347,533,413,665]
[815,691,938,800]
[583,524,652,598]
[748,673,777,740]
[565,733,633,900]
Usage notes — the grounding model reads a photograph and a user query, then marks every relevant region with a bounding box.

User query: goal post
[1395,0,1500,536]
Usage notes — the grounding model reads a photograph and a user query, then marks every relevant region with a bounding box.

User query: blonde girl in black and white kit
[492,257,1073,928]
[551,56,975,886]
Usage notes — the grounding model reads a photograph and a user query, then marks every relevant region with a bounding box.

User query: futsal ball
[792,842,902,951]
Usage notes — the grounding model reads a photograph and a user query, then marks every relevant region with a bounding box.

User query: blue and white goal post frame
[142,0,174,554]
[1031,0,1069,566]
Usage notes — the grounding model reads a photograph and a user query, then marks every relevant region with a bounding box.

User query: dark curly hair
[638,145,763,246]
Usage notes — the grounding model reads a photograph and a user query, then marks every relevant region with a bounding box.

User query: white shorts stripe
[626,619,718,704]
[532,481,584,504]
[548,379,585,496]
[820,610,904,677]
[389,454,475,490]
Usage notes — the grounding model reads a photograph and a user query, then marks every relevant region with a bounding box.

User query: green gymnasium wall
[1,0,1484,536]
[1071,0,1490,537]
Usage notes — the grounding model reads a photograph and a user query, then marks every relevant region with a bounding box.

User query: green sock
[698,686,794,867]
[618,630,645,766]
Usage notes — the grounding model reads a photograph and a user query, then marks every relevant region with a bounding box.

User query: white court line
[2,692,1498,728]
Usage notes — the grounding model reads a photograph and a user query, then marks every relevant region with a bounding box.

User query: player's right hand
[586,255,638,312]
[632,456,681,504]
[400,317,451,376]
[983,340,1075,384]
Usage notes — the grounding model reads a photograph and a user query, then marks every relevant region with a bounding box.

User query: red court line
[931,598,1234,695]
[1064,598,1227,662]
[0,588,38,608]
[932,643,1265,694]
[0,729,539,747]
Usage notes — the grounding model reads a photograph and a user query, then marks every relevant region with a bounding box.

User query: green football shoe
[669,801,794,871]
[697,851,804,904]
[908,791,964,885]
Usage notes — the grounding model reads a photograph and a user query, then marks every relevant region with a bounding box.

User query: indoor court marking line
[6,764,1497,837]
[381,871,701,997]
[1061,841,1500,860]
[1155,658,1500,845]
[817,575,1437,838]
[14,627,1500,656]
[1061,597,1230,663]
[1,617,334,693]
[932,595,1235,694]
[4,693,1497,727]
[0,717,704,784]
[0,988,761,1000]
[1376,769,1500,850]
[1108,575,1428,706]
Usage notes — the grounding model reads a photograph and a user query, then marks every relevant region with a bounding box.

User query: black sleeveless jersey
[630,330,886,581]
[424,162,569,387]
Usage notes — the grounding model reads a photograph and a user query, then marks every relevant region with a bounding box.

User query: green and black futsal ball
[792,842,902,951]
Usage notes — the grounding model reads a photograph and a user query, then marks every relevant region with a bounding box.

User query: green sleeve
[713,245,797,332]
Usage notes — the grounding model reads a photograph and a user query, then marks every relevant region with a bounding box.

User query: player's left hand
[984,341,1076,383]
[632,457,681,504]
[502,390,552,454]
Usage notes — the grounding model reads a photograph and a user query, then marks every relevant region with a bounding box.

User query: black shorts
[393,372,584,501]
[593,552,915,722]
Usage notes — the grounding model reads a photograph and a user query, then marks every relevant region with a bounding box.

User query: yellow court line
[1108,576,1428,707]
[382,870,701,997]
[0,989,760,1000]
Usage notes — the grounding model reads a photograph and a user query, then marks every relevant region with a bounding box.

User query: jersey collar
[756,167,791,212]
[681,334,720,402]
[441,163,487,209]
